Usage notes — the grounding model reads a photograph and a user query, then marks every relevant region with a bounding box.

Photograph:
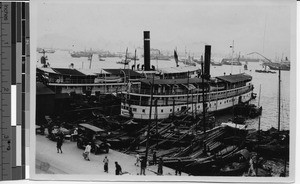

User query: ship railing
[50,78,96,84]
[129,85,253,97]
[128,88,207,96]
[122,85,253,106]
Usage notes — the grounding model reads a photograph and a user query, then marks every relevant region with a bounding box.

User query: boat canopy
[139,77,209,85]
[157,66,200,74]
[237,149,250,159]
[52,68,87,76]
[77,69,104,76]
[216,74,252,83]
[79,123,105,132]
[37,67,142,77]
[37,67,57,74]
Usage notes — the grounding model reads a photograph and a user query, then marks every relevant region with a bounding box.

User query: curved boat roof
[216,74,252,83]
[157,66,200,74]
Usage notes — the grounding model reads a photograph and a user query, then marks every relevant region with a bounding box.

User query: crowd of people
[49,126,180,176]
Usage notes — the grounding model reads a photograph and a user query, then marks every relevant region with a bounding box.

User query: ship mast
[278,67,281,132]
[231,40,234,74]
[88,54,93,69]
[134,49,137,70]
[201,62,206,133]
[124,48,128,69]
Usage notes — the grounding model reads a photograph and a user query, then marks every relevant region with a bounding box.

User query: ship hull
[120,89,253,120]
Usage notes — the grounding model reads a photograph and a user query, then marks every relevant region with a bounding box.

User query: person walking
[84,142,91,161]
[140,157,146,175]
[56,136,63,153]
[152,151,157,165]
[248,156,256,176]
[157,157,163,175]
[71,128,78,142]
[103,156,109,173]
[175,159,182,176]
[135,153,140,166]
[115,162,122,175]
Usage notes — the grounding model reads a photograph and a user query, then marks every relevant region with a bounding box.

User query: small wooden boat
[219,149,250,176]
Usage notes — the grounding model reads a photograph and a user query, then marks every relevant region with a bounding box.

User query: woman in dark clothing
[140,157,146,175]
[157,157,163,175]
[175,159,182,176]
[152,151,157,165]
[103,156,109,173]
[56,136,63,153]
[115,162,122,175]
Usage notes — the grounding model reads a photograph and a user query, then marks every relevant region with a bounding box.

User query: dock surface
[36,135,187,176]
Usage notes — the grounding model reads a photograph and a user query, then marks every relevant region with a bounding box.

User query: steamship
[120,69,254,120]
[120,32,255,120]
[36,67,143,95]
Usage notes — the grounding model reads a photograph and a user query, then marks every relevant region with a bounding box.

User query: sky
[35,0,295,60]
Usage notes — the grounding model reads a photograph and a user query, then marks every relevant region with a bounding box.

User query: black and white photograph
[33,0,296,182]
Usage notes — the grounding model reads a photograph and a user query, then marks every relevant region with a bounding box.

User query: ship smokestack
[144,31,151,71]
[204,45,211,79]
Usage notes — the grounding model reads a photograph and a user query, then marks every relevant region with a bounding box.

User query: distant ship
[70,51,93,58]
[255,70,276,74]
[98,52,122,58]
[239,58,260,62]
[263,62,290,71]
[221,58,242,66]
[37,48,55,54]
[116,59,131,65]
[211,61,222,66]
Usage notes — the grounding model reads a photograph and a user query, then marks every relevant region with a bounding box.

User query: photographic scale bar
[0,1,29,180]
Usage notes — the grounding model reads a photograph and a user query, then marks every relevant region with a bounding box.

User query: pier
[35,30,290,178]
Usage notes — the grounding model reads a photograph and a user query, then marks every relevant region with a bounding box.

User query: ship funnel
[204,45,211,79]
[143,31,151,71]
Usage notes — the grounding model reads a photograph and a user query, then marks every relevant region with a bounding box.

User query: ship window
[133,108,137,112]
[142,109,145,113]
[170,109,172,112]
[177,108,179,111]
[161,109,163,112]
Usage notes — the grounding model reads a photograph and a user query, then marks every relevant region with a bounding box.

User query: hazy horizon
[36,0,294,60]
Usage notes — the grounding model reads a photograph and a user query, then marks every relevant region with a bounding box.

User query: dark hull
[211,62,222,66]
[268,65,290,71]
[255,70,276,74]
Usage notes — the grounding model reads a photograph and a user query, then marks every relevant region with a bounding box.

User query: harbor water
[36,51,290,131]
